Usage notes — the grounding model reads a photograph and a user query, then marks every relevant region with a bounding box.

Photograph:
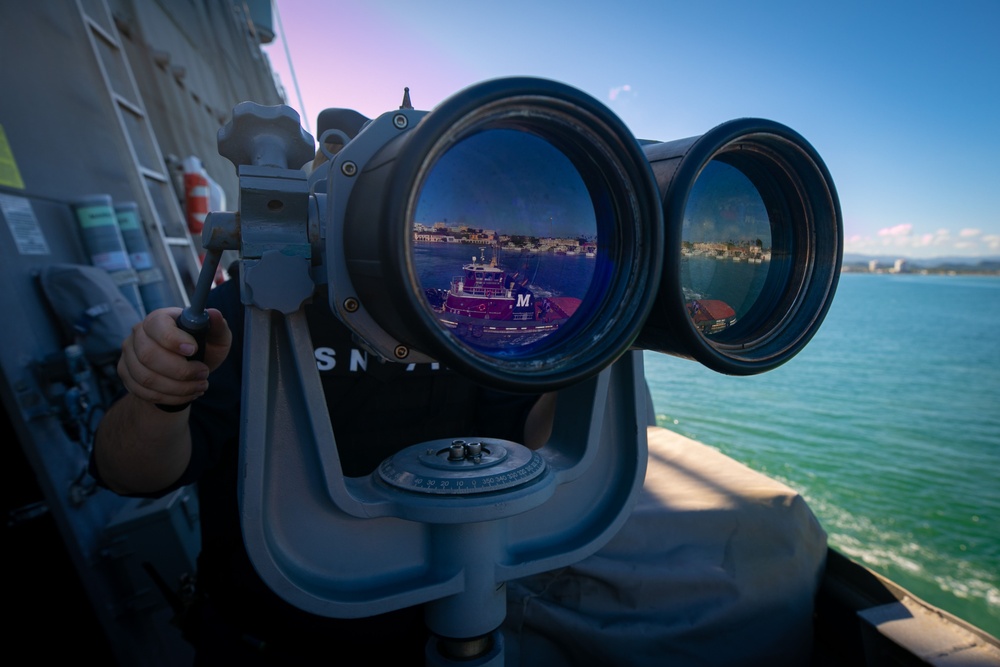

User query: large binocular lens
[340,78,663,391]
[636,119,842,374]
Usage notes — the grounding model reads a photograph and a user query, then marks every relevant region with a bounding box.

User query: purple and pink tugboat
[425,246,582,346]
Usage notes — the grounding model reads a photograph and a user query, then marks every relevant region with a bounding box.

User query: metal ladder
[75,0,202,307]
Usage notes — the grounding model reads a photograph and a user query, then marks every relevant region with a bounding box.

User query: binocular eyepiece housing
[638,118,843,375]
[327,78,841,391]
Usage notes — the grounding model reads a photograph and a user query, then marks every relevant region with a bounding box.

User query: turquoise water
[645,272,1000,637]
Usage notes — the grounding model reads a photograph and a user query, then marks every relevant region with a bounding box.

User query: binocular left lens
[340,78,663,391]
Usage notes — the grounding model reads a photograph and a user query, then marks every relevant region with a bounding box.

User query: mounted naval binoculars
[208,77,841,392]
[202,77,841,664]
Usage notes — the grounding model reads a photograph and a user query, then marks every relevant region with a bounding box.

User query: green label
[0,124,26,189]
[75,205,117,229]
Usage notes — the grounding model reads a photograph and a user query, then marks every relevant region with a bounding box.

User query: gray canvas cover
[504,426,827,666]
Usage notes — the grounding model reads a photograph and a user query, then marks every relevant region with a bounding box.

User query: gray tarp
[504,427,828,666]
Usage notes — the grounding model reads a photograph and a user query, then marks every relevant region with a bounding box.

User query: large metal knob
[217,102,315,170]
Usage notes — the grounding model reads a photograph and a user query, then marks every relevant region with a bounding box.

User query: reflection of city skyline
[682,240,771,262]
[414,221,597,255]
[412,215,594,239]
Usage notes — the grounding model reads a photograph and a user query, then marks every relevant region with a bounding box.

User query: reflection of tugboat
[426,246,581,344]
[687,299,737,334]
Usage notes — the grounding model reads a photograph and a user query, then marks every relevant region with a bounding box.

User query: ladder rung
[113,93,144,118]
[138,166,168,183]
[164,236,196,247]
[83,15,120,50]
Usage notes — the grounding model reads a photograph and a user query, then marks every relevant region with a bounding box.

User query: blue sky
[264,0,999,259]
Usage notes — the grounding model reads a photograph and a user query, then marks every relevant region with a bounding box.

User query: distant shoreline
[840,265,1000,278]
[841,256,1000,276]
[840,264,1000,278]
[841,263,1000,276]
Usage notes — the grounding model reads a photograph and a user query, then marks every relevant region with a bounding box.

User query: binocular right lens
[638,119,843,374]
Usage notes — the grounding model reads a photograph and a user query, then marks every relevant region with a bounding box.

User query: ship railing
[450,279,507,298]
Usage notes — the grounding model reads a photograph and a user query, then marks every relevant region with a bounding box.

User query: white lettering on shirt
[315,346,336,371]
[405,361,441,372]
[315,347,442,373]
[350,348,368,372]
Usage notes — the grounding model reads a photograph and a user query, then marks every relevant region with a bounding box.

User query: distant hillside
[843,253,1000,266]
[842,254,1000,275]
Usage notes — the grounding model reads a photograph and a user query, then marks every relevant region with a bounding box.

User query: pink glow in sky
[265,1,478,132]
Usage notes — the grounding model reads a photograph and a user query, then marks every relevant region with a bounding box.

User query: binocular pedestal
[237,306,649,665]
[199,75,843,664]
[206,90,841,664]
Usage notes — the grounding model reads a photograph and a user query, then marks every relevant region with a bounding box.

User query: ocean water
[645,272,1000,637]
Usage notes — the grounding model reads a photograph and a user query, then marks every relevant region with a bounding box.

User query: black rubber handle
[176,308,210,362]
[155,309,210,413]
[155,250,222,412]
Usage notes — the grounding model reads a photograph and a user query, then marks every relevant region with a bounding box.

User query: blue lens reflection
[681,160,772,337]
[413,129,599,356]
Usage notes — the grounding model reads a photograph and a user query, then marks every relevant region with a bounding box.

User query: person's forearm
[93,393,193,495]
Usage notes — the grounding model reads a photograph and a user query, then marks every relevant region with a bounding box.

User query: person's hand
[117,307,232,408]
